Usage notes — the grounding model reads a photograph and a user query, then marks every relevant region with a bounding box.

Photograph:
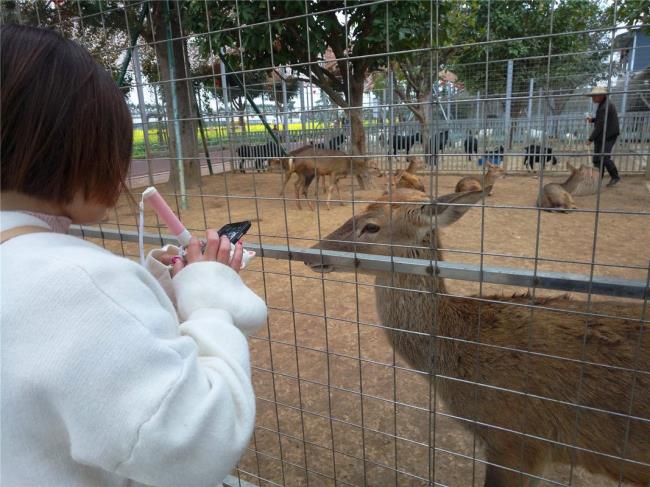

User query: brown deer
[271,147,373,210]
[568,164,600,196]
[386,156,425,193]
[455,162,506,196]
[268,144,317,198]
[308,188,649,486]
[537,163,594,213]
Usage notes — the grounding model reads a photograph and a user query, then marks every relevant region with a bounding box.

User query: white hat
[585,86,608,96]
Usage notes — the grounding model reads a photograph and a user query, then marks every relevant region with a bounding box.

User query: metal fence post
[132,44,155,186]
[163,0,186,209]
[527,79,534,121]
[505,59,513,149]
[219,48,234,136]
[299,82,306,131]
[621,30,637,115]
[446,83,452,120]
[281,66,289,140]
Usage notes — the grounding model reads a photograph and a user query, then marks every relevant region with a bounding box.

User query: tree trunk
[419,95,433,167]
[394,76,432,167]
[151,1,200,190]
[231,97,247,134]
[348,78,366,156]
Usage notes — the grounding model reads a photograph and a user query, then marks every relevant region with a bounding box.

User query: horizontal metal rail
[71,226,648,300]
[223,474,258,487]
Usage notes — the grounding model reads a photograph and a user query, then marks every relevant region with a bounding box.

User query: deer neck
[373,237,467,374]
[482,171,498,186]
[561,172,580,193]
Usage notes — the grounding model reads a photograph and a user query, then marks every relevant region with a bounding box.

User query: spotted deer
[308,188,649,486]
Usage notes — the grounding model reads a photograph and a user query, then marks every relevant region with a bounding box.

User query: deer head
[308,189,485,273]
[566,162,594,179]
[268,157,291,173]
[405,155,424,174]
[486,162,507,179]
[387,170,425,193]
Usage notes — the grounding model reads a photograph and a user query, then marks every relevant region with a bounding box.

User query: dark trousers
[592,138,619,179]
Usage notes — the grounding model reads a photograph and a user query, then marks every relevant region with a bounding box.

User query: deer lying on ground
[455,162,506,196]
[537,162,594,213]
[386,156,425,193]
[569,164,600,196]
[270,147,374,210]
[308,188,649,486]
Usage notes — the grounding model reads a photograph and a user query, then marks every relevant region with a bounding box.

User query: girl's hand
[159,230,244,277]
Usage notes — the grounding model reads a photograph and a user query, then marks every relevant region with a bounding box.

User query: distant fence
[131,111,649,177]
[362,111,650,174]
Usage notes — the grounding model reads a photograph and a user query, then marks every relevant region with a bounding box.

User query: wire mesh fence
[130,111,650,179]
[6,0,650,485]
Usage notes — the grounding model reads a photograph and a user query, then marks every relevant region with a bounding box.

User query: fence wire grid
[7,1,650,486]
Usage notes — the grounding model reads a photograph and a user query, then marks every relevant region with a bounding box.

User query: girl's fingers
[186,237,202,263]
[229,241,244,272]
[216,235,231,264]
[158,252,175,266]
[171,255,185,277]
[204,229,220,261]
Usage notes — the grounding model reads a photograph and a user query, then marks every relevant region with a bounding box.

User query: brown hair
[1,24,132,207]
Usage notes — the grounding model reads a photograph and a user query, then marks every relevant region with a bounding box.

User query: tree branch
[394,60,422,99]
[323,10,345,58]
[312,63,344,92]
[393,83,425,124]
[298,65,348,108]
[272,68,289,82]
[316,75,349,108]
[335,59,351,99]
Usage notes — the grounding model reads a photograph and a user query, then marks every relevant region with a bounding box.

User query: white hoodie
[0,211,267,487]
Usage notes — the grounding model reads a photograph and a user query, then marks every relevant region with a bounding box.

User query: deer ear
[415,190,484,227]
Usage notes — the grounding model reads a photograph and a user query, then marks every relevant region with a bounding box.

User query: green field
[131,121,331,158]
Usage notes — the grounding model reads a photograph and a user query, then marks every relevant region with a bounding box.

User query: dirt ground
[102,168,649,487]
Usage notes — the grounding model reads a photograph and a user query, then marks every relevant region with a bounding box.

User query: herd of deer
[269,145,378,210]
[269,144,600,212]
[267,147,647,485]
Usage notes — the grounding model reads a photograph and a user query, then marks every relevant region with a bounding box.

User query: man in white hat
[585,86,620,186]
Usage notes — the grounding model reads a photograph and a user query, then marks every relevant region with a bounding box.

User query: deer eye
[362,223,380,234]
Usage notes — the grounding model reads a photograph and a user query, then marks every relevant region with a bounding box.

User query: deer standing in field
[269,144,321,198]
[308,188,649,486]
[537,163,595,213]
[455,162,506,196]
[270,147,373,210]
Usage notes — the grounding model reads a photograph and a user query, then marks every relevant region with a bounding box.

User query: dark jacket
[589,99,620,143]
